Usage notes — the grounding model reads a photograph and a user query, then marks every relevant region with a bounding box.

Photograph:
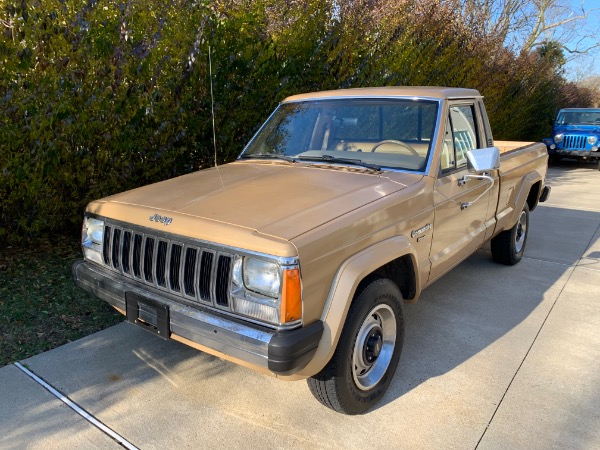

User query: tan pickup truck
[73,87,550,414]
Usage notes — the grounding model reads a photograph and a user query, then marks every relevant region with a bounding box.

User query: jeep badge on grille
[149,213,173,226]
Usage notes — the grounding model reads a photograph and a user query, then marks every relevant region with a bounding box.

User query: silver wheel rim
[352,304,396,391]
[515,210,527,253]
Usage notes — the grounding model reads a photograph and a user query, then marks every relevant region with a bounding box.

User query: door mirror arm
[459,173,495,210]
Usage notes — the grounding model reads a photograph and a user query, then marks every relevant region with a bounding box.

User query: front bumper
[548,148,600,159]
[72,260,323,375]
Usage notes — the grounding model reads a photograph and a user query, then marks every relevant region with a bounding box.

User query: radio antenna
[208,44,224,189]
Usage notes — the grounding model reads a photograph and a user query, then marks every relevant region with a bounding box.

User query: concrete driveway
[2,162,599,450]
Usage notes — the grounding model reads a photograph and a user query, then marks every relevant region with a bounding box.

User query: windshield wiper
[297,155,381,171]
[239,154,296,163]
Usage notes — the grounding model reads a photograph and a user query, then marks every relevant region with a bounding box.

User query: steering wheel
[370,139,419,156]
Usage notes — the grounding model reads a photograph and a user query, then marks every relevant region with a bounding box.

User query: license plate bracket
[125,292,170,340]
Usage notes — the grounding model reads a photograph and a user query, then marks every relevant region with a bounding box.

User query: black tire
[491,203,529,265]
[307,278,404,415]
[597,160,600,171]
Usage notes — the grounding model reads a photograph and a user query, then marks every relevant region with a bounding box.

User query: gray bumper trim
[73,260,272,369]
[550,148,600,158]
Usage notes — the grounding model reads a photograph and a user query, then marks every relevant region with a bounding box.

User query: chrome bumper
[72,260,323,375]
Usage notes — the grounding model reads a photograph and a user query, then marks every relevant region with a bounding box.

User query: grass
[0,235,123,367]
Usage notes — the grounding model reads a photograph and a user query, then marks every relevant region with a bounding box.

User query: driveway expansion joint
[14,362,139,450]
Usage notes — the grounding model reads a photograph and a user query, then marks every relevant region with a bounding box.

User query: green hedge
[0,0,591,243]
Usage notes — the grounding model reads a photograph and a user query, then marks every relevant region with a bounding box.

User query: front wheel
[491,203,529,265]
[307,278,404,415]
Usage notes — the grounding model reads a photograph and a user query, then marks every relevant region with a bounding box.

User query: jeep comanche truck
[73,87,550,414]
[542,108,600,169]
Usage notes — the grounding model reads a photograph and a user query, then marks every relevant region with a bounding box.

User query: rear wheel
[307,278,404,415]
[491,203,529,265]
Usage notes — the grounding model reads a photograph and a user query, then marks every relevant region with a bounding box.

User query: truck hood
[96,162,420,241]
[555,124,600,135]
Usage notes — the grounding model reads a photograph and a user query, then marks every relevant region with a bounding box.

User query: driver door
[428,103,493,283]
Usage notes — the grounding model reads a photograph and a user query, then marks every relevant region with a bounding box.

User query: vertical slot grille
[101,221,237,314]
[184,248,198,296]
[169,244,182,291]
[156,241,168,287]
[215,255,231,306]
[122,231,131,274]
[111,229,121,270]
[103,226,112,265]
[564,135,586,149]
[144,237,155,282]
[132,234,143,278]
[198,251,214,301]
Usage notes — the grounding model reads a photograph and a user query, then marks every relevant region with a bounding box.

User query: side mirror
[466,147,500,173]
[460,147,499,210]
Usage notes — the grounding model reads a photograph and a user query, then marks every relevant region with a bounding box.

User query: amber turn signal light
[281,268,302,323]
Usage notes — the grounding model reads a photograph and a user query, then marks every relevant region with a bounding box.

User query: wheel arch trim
[506,171,542,230]
[290,236,418,378]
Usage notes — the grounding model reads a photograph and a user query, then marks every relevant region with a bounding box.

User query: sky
[558,0,599,80]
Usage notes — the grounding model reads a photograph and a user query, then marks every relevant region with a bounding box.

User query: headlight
[243,258,281,297]
[82,216,104,264]
[588,136,598,145]
[554,134,563,143]
[231,256,302,325]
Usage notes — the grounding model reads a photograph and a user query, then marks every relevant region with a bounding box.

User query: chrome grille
[562,135,586,149]
[101,222,233,309]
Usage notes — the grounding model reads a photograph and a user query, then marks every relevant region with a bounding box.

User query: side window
[442,104,480,172]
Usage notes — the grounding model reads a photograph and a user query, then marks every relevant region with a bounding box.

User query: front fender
[281,236,418,379]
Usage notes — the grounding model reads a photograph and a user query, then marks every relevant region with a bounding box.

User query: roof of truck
[283,86,482,102]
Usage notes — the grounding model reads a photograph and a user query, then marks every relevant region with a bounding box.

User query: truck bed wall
[494,141,538,154]
[494,142,548,234]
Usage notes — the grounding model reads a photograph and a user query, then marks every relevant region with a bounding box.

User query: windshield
[240,98,440,171]
[556,110,600,126]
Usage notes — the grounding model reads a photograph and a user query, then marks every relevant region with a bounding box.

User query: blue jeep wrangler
[543,108,600,170]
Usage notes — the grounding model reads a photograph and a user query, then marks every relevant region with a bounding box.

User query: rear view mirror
[333,117,358,127]
[467,147,500,172]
